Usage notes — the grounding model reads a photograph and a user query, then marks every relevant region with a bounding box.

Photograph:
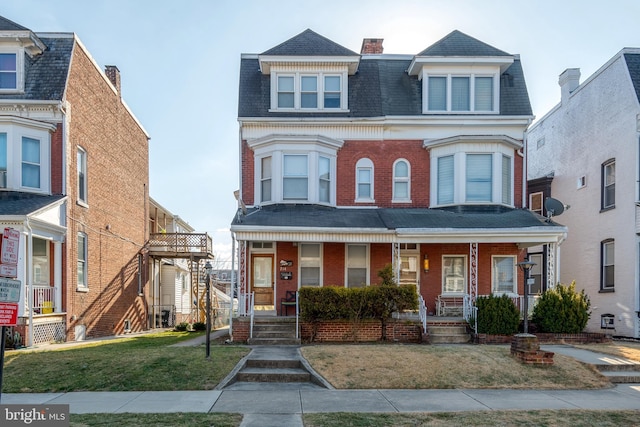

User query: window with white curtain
[428,76,446,111]
[347,244,368,288]
[492,256,516,294]
[356,158,373,201]
[260,156,272,202]
[300,243,321,287]
[283,154,308,200]
[466,153,492,202]
[475,77,494,111]
[452,77,470,111]
[22,136,40,189]
[319,156,330,203]
[501,155,511,205]
[437,155,454,204]
[442,256,465,294]
[393,159,410,202]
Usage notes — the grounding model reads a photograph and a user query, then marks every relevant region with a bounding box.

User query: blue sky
[4,0,640,267]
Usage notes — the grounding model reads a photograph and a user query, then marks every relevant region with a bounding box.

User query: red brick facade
[62,43,149,340]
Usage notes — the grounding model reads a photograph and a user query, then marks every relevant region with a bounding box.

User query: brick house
[231,29,567,324]
[527,49,640,338]
[0,15,150,344]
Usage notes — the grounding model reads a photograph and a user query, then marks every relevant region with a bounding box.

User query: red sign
[0,303,18,326]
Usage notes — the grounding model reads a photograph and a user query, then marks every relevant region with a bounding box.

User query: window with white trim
[283,154,308,200]
[0,53,17,90]
[601,239,614,291]
[319,156,330,203]
[492,256,516,294]
[0,132,6,188]
[346,244,368,288]
[426,74,496,113]
[529,192,543,215]
[399,243,418,286]
[393,159,410,202]
[602,159,615,210]
[437,155,454,204]
[21,136,40,189]
[442,256,465,294]
[77,232,88,289]
[260,156,272,203]
[300,243,321,287]
[77,147,88,204]
[501,155,512,205]
[33,237,50,286]
[272,72,345,111]
[466,153,492,202]
[356,158,374,201]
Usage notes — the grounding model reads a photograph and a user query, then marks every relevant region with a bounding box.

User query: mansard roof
[261,29,358,56]
[624,53,640,105]
[417,30,511,57]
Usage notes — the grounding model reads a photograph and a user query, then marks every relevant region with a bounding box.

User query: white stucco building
[527,49,640,338]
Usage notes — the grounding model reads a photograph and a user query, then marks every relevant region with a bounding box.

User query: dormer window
[426,74,496,113]
[272,72,346,111]
[0,53,17,89]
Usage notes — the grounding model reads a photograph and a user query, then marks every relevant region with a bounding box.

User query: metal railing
[295,291,299,339]
[147,233,213,254]
[33,285,56,314]
[476,294,539,318]
[463,295,478,334]
[418,295,428,335]
[248,292,255,339]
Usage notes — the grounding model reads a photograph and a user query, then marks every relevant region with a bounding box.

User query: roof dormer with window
[0,16,46,93]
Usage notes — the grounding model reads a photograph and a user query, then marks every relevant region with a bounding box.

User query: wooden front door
[251,254,274,306]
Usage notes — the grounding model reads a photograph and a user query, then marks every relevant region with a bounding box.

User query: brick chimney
[360,38,383,54]
[558,68,580,105]
[105,65,121,95]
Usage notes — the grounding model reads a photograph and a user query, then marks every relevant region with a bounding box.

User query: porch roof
[230,204,567,245]
[0,192,66,216]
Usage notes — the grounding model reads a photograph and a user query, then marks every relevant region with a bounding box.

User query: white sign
[0,264,16,278]
[1,227,20,264]
[0,277,21,303]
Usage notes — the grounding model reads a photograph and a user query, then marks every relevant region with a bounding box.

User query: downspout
[25,218,33,348]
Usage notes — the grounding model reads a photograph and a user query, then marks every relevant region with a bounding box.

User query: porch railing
[418,295,428,335]
[33,285,56,314]
[463,295,478,334]
[147,233,213,254]
[476,294,539,318]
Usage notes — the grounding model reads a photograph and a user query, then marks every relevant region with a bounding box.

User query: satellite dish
[544,197,569,220]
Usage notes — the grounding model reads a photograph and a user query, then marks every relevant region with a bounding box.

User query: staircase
[595,363,640,383]
[427,319,471,344]
[248,317,301,345]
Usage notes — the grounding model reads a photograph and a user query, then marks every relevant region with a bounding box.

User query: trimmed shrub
[476,294,520,335]
[175,322,189,332]
[192,322,206,331]
[532,281,591,333]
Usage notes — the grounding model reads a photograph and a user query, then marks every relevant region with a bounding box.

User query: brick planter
[510,333,554,365]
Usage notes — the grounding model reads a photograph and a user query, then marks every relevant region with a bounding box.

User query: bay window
[0,133,6,187]
[319,156,330,203]
[283,155,308,200]
[260,156,272,202]
[22,136,40,189]
[465,154,492,202]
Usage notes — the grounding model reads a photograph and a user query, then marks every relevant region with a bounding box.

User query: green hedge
[476,294,520,335]
[299,285,418,323]
[532,281,591,333]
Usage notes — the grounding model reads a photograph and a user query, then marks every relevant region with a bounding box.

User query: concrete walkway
[2,338,640,427]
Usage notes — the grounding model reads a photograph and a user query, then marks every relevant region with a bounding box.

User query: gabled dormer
[0,16,46,93]
[408,30,514,115]
[258,29,360,112]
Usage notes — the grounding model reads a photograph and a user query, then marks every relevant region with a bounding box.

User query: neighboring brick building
[231,29,567,320]
[0,15,149,344]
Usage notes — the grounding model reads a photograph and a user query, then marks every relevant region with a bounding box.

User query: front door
[251,254,274,306]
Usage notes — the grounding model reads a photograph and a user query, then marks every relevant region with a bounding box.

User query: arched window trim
[392,158,411,203]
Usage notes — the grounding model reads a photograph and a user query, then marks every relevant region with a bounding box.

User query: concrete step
[429,334,471,344]
[236,367,312,383]
[600,371,640,383]
[247,337,301,345]
[429,325,468,335]
[245,359,301,369]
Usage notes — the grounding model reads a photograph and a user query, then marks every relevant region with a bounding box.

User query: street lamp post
[517,259,536,334]
[204,260,212,359]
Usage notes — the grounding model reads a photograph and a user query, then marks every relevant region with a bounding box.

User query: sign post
[0,227,20,404]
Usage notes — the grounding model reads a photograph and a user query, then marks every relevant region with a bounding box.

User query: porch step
[247,318,300,345]
[428,325,471,344]
[236,360,312,383]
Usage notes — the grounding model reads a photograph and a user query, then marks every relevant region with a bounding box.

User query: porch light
[423,254,429,273]
[517,259,536,334]
[204,260,213,359]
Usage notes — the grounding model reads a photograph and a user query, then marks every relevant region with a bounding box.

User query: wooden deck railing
[147,233,213,255]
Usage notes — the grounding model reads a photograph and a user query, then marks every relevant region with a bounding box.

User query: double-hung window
[324,76,341,108]
[393,159,410,202]
[77,232,88,290]
[437,155,454,204]
[301,76,318,108]
[260,156,272,202]
[0,53,17,90]
[318,156,330,203]
[426,74,495,113]
[277,76,294,108]
[77,148,88,204]
[21,136,40,189]
[399,243,418,286]
[300,243,321,287]
[273,73,344,111]
[466,154,492,202]
[346,244,368,288]
[492,256,516,294]
[283,155,308,200]
[602,159,615,210]
[355,158,374,201]
[33,238,50,286]
[501,155,512,205]
[601,239,614,291]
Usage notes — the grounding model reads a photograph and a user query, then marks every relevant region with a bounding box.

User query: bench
[280,290,297,316]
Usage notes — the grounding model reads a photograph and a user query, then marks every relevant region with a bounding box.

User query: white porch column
[392,242,400,284]
[469,242,478,302]
[54,241,62,312]
[546,242,557,289]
